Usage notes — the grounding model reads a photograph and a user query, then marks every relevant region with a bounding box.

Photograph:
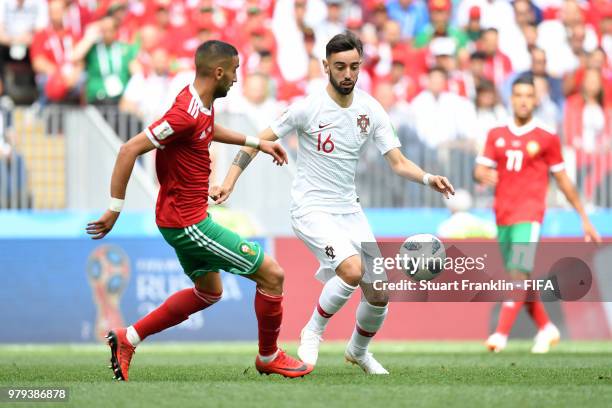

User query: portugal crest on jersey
[357,114,370,135]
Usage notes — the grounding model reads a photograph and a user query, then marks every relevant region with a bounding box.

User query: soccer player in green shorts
[86,40,313,380]
[474,74,601,353]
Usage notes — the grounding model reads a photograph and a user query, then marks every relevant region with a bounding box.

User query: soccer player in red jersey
[86,40,313,380]
[474,74,601,353]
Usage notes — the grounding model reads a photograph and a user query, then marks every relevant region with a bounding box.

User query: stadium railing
[2,105,611,213]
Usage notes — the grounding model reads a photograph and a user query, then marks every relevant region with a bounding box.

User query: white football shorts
[291,210,385,283]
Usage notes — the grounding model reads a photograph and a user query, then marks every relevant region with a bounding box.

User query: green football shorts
[497,222,541,274]
[159,214,264,282]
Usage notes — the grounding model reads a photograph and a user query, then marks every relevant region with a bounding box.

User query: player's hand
[480,168,499,187]
[86,210,120,240]
[259,140,288,166]
[210,184,233,204]
[428,175,455,199]
[583,221,602,243]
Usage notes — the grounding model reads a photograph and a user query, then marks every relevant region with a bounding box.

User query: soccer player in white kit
[214,32,454,374]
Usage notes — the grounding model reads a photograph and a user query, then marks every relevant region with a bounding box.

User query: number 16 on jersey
[317,133,335,153]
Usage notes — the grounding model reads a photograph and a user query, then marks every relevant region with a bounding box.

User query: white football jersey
[271,88,401,217]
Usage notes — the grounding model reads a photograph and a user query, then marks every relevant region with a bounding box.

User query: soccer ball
[399,234,446,281]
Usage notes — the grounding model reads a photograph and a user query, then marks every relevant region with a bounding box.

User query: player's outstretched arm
[384,148,455,198]
[553,170,602,243]
[86,133,155,239]
[211,127,280,204]
[213,124,286,165]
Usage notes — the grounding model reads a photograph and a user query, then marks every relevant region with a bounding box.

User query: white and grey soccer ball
[400,234,446,281]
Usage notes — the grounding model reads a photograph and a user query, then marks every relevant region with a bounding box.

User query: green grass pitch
[1,341,611,408]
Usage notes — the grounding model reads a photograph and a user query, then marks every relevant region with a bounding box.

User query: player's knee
[257,258,285,294]
[336,263,362,286]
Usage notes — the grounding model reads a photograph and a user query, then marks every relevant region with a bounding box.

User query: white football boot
[297,327,323,365]
[344,347,389,375]
[531,323,560,354]
[485,332,508,353]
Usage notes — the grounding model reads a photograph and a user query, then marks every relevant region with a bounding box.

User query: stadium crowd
[0,0,611,206]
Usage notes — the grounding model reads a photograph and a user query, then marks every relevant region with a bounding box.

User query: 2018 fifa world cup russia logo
[86,245,131,341]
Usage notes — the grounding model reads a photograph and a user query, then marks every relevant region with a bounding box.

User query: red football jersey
[145,85,214,228]
[477,120,565,225]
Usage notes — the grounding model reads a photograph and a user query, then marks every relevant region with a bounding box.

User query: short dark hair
[483,27,499,35]
[476,79,496,94]
[428,65,448,77]
[326,31,363,58]
[512,73,534,88]
[470,51,487,61]
[195,40,238,77]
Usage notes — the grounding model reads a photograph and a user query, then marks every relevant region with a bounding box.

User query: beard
[213,86,228,99]
[329,72,356,95]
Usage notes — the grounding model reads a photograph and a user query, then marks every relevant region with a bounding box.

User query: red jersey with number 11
[476,120,565,226]
[144,84,214,228]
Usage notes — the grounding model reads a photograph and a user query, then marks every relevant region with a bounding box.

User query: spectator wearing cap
[364,0,389,36]
[479,28,513,88]
[0,0,48,85]
[313,0,346,60]
[31,0,84,105]
[455,0,514,34]
[386,0,429,40]
[429,37,468,97]
[414,0,469,50]
[231,1,272,51]
[466,6,482,42]
[72,15,136,104]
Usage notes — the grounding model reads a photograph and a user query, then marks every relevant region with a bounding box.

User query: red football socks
[254,288,283,357]
[133,288,221,340]
[525,300,550,330]
[495,301,524,335]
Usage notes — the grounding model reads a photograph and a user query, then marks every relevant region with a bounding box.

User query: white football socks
[126,326,141,347]
[306,276,358,334]
[348,302,388,356]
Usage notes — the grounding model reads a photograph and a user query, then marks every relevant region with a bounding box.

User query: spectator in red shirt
[479,28,513,88]
[563,67,612,203]
[63,0,92,38]
[31,0,84,104]
[129,24,161,76]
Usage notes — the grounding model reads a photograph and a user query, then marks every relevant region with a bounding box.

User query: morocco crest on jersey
[357,114,370,135]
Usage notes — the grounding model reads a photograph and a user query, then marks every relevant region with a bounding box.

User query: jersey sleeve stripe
[144,127,163,149]
[476,156,497,168]
[550,162,565,173]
